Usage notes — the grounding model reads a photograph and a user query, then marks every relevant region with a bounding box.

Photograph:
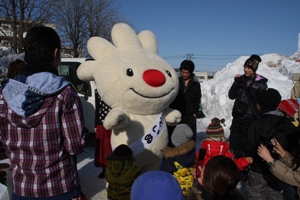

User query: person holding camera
[258,138,300,199]
[228,54,268,159]
[244,88,296,200]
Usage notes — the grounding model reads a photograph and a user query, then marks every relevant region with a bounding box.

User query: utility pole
[186,53,194,60]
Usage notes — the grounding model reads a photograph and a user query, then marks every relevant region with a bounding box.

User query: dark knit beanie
[244,54,262,72]
[206,118,225,137]
[257,88,281,111]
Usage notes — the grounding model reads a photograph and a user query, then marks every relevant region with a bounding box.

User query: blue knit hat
[131,171,184,200]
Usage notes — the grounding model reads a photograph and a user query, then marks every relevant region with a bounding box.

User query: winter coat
[170,74,201,119]
[105,155,141,200]
[161,140,196,173]
[270,151,300,197]
[196,137,250,171]
[187,186,240,200]
[161,140,196,197]
[245,110,296,191]
[228,74,268,120]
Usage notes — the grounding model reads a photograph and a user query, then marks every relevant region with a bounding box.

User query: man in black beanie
[244,88,297,199]
[228,54,268,159]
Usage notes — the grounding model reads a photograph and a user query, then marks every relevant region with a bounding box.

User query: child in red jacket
[196,117,253,178]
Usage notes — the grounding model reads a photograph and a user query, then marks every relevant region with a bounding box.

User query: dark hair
[113,144,133,157]
[180,60,195,73]
[7,59,26,78]
[202,155,240,196]
[24,25,61,63]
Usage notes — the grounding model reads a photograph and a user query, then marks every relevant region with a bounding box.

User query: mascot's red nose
[143,69,166,87]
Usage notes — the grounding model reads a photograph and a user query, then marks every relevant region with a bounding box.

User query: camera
[270,138,276,147]
[266,139,279,159]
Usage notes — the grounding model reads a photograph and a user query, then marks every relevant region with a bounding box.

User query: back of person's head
[113,144,133,157]
[171,124,193,147]
[180,60,195,73]
[202,155,240,196]
[257,88,281,111]
[278,99,299,118]
[24,25,61,63]
[205,117,225,138]
[131,171,185,200]
[7,59,26,78]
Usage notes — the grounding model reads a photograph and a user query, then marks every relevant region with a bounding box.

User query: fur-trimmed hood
[162,140,195,158]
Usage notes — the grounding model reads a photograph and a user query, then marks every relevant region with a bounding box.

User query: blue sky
[116,0,300,72]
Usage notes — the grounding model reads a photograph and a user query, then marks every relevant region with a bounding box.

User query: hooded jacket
[161,140,196,173]
[0,71,87,198]
[198,137,250,171]
[105,154,140,200]
[161,141,196,197]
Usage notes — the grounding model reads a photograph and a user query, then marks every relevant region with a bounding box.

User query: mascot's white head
[77,23,178,115]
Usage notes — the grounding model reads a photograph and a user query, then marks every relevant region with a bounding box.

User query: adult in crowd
[244,88,296,200]
[94,89,112,178]
[0,25,88,200]
[169,60,201,145]
[228,54,268,158]
[258,138,300,199]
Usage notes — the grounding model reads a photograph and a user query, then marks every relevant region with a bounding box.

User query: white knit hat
[171,124,193,147]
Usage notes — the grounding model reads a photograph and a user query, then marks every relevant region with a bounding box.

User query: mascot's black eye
[126,68,134,76]
[166,70,172,77]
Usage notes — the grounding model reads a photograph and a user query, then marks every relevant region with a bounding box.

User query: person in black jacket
[228,54,268,158]
[245,88,296,200]
[169,60,201,145]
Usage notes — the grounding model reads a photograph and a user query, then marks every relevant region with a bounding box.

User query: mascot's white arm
[164,108,181,126]
[103,108,129,130]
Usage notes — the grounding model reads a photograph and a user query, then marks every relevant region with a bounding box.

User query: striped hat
[206,118,225,137]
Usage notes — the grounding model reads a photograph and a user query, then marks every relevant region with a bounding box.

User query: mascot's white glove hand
[165,108,182,126]
[103,108,129,130]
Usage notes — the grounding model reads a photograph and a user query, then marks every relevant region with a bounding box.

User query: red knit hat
[278,99,299,117]
[206,118,225,137]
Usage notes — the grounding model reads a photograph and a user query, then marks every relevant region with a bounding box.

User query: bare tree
[0,0,57,53]
[54,0,126,58]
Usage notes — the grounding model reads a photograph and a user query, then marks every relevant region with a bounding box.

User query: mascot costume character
[77,23,181,172]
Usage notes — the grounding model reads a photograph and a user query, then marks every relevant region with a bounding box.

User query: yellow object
[173,161,195,197]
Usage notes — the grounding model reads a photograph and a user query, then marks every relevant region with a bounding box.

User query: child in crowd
[188,155,241,200]
[196,117,252,175]
[278,98,300,154]
[105,144,140,200]
[160,124,196,197]
[131,171,185,200]
[278,98,299,127]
